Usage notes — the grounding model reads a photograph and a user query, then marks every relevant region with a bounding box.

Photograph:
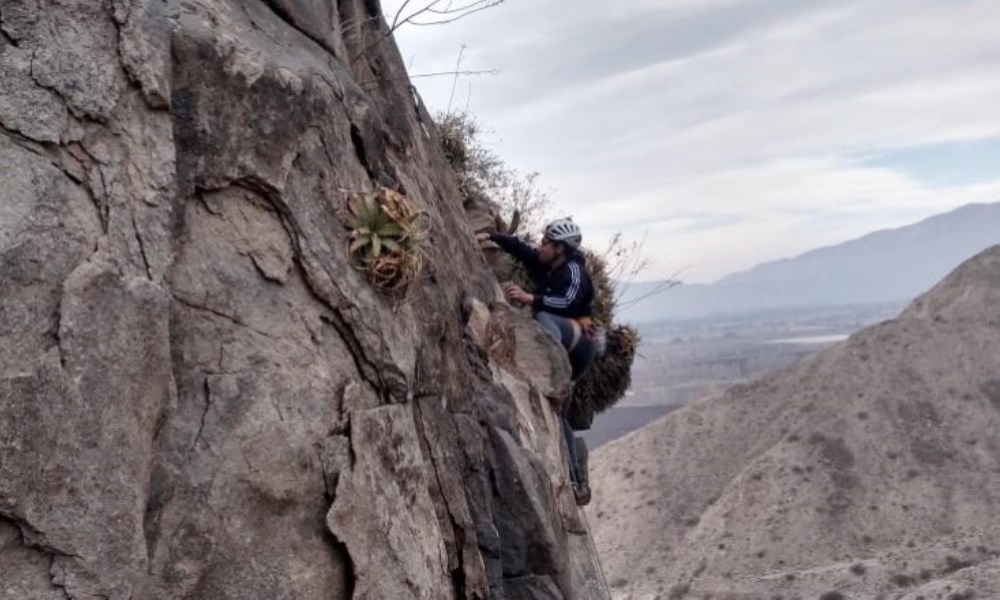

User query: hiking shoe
[573,482,591,507]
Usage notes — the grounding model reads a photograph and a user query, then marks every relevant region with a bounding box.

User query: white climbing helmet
[543,218,582,249]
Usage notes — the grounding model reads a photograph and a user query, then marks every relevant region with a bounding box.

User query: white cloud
[581,158,1000,281]
[382,0,1000,282]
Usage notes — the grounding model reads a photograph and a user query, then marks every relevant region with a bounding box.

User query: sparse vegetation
[391,0,507,30]
[437,111,551,234]
[346,187,427,297]
[351,1,507,65]
[943,555,973,574]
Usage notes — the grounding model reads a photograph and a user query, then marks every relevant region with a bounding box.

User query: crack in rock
[257,0,341,60]
[192,376,212,451]
[172,293,280,341]
[129,209,153,280]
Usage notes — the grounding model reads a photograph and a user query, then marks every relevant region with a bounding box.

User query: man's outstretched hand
[502,281,534,306]
[476,232,492,243]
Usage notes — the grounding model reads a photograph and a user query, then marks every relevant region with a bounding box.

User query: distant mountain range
[618,202,1000,322]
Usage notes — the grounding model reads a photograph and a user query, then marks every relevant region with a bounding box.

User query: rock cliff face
[590,246,1000,599]
[0,1,606,598]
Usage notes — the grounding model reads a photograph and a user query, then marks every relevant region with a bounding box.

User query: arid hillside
[590,246,1000,600]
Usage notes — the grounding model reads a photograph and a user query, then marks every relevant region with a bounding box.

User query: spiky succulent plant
[346,187,427,296]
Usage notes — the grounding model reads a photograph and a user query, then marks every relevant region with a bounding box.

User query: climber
[477,217,597,504]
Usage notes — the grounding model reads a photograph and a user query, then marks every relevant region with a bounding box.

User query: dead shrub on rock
[437,111,550,234]
[570,323,639,427]
[566,246,642,426]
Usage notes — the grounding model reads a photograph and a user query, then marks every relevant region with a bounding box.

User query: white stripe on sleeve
[542,262,581,309]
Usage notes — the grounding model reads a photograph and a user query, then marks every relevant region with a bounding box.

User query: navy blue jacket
[490,234,594,319]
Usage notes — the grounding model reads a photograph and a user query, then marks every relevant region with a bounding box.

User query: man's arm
[487,233,544,271]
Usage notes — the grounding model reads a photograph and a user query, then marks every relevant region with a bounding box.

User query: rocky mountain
[589,246,1000,599]
[0,1,605,599]
[620,203,1000,322]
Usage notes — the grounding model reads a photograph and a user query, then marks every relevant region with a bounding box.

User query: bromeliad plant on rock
[346,186,428,298]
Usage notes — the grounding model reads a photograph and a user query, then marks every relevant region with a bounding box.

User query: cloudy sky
[382,0,1000,282]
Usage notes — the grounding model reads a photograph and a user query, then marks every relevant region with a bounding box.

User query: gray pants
[534,312,596,486]
[533,312,596,380]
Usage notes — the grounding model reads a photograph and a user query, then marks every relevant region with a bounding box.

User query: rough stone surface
[0,43,68,142]
[327,405,452,600]
[0,1,607,599]
[589,246,1000,599]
